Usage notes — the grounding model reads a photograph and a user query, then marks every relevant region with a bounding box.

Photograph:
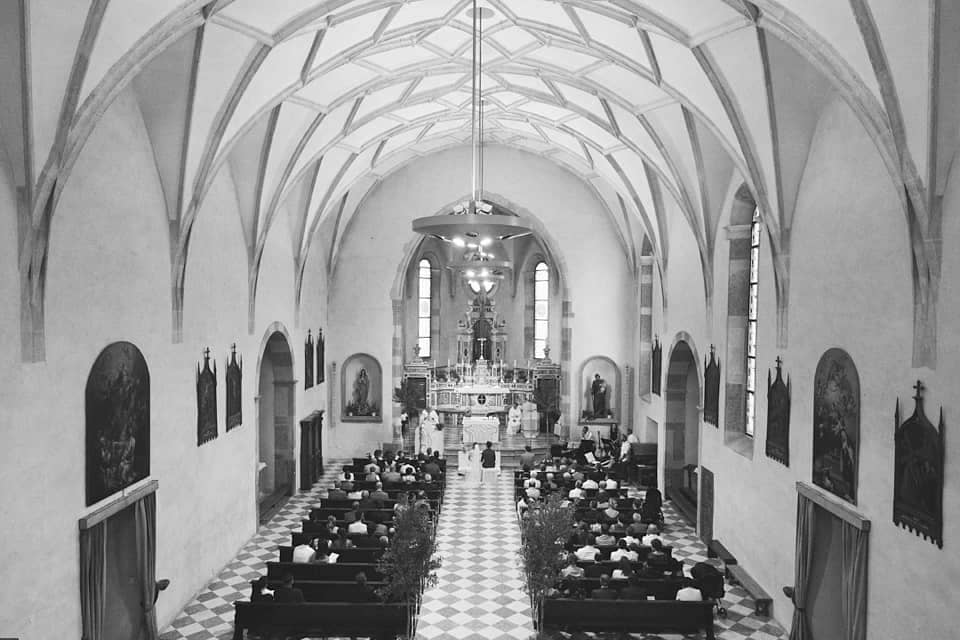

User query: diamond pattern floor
[158,460,787,640]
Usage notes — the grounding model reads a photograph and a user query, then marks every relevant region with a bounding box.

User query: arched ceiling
[6,0,954,363]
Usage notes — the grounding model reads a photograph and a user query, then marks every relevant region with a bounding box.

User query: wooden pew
[727,564,772,617]
[233,601,407,640]
[252,579,385,602]
[291,532,382,547]
[266,561,384,582]
[541,598,715,639]
[277,545,383,563]
[558,576,685,600]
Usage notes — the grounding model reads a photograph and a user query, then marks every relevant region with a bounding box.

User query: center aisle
[417,473,533,640]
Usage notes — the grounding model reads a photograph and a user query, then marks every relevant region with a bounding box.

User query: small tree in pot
[518,493,575,636]
[376,501,441,639]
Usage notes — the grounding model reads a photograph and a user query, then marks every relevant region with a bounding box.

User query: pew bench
[266,561,384,582]
[233,601,407,640]
[541,598,715,639]
[253,579,385,602]
[707,539,738,567]
[727,564,772,617]
[278,545,383,563]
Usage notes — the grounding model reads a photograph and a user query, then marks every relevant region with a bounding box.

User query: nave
[158,462,786,640]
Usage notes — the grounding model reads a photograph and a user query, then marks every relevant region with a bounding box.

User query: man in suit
[274,573,305,603]
[480,441,497,486]
[519,445,536,471]
[619,576,649,600]
[381,463,402,484]
[370,482,390,503]
[327,482,348,500]
[591,574,617,600]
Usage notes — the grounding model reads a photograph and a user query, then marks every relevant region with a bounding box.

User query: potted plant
[376,501,441,639]
[518,493,574,637]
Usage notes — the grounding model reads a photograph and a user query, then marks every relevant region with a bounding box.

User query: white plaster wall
[324,145,633,455]
[0,84,321,637]
[683,96,956,638]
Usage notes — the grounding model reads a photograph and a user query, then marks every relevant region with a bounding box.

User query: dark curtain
[789,493,816,640]
[840,522,869,640]
[80,521,108,640]
[135,492,159,640]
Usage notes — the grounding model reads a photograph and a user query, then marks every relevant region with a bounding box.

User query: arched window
[534,262,549,358]
[418,259,432,357]
[745,208,760,436]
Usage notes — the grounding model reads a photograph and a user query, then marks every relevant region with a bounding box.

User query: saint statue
[353,368,370,414]
[508,403,523,435]
[591,373,609,418]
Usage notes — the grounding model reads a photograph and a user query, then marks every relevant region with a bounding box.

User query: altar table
[462,417,500,444]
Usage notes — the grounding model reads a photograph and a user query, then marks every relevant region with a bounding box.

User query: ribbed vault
[5,0,953,366]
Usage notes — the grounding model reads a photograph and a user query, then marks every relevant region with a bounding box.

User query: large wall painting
[225,343,242,431]
[894,381,945,548]
[197,348,218,446]
[812,348,860,503]
[85,342,150,506]
[765,357,791,466]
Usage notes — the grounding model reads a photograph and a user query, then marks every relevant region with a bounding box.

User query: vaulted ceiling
[4,0,955,363]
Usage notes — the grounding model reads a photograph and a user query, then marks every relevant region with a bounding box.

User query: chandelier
[411,1,534,253]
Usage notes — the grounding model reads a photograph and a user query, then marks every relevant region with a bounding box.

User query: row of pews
[233,459,445,640]
[514,469,718,639]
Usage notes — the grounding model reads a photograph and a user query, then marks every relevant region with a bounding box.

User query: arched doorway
[258,331,295,522]
[664,341,700,527]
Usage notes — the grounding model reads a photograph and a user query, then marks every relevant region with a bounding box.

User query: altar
[462,416,500,444]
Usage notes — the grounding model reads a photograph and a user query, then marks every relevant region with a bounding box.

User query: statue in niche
[812,348,860,503]
[86,342,150,506]
[894,381,944,548]
[591,373,610,418]
[352,368,370,414]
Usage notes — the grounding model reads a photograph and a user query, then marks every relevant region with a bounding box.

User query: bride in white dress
[464,443,482,487]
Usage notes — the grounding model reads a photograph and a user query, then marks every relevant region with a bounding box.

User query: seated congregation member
[344,501,362,523]
[347,486,364,500]
[370,482,390,503]
[543,472,559,492]
[595,524,617,548]
[591,574,617,600]
[560,554,585,579]
[292,538,317,563]
[567,480,585,500]
[604,474,618,491]
[348,514,370,535]
[251,576,274,602]
[331,529,354,550]
[422,454,442,478]
[274,573,305,603]
[519,445,536,471]
[611,556,635,581]
[676,577,704,601]
[641,524,662,547]
[323,516,339,536]
[327,482,348,500]
[516,496,530,519]
[381,463,401,484]
[364,459,380,475]
[355,572,380,602]
[574,535,601,562]
[647,539,677,573]
[314,544,339,564]
[524,479,541,500]
[609,539,638,562]
[581,476,599,491]
[480,441,497,484]
[602,498,620,522]
[365,468,380,482]
[619,576,650,600]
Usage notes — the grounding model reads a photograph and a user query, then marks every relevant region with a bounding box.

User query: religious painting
[85,342,150,506]
[196,348,218,446]
[579,356,619,421]
[894,382,944,548]
[304,330,314,390]
[765,357,791,466]
[316,328,325,383]
[651,335,662,396]
[225,344,242,431]
[703,345,720,427]
[812,348,860,503]
[342,353,382,421]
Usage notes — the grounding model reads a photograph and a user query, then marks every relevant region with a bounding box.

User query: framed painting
[86,342,150,506]
[225,344,242,431]
[812,348,860,503]
[197,348,218,446]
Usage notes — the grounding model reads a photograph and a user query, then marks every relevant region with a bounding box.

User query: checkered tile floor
[159,462,786,640]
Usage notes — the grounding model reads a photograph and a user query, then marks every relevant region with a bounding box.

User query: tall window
[534,262,549,358]
[418,259,432,357]
[745,209,760,436]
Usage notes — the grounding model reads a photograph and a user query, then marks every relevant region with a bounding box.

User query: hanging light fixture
[411,0,534,248]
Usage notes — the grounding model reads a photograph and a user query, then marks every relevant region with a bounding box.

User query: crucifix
[477,337,488,359]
